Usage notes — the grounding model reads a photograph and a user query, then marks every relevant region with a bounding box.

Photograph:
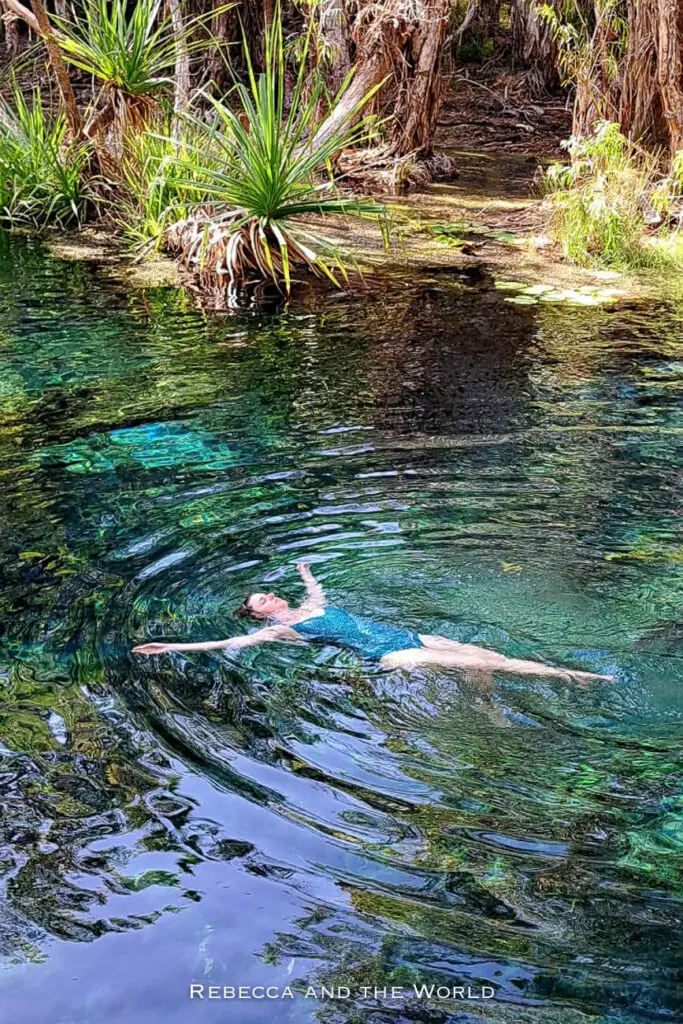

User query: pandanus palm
[162,12,389,292]
[53,0,226,156]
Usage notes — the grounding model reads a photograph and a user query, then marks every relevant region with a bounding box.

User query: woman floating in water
[133,563,612,683]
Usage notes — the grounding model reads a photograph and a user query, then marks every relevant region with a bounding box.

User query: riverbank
[321,150,683,303]
[39,148,679,312]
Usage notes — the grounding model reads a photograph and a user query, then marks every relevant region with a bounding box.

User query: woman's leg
[384,642,612,682]
[418,633,469,652]
[380,647,443,670]
[380,647,499,671]
[462,653,614,683]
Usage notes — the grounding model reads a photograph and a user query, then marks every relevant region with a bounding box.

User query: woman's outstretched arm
[297,561,326,608]
[132,625,301,656]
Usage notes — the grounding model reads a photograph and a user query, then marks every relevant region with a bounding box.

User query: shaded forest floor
[315,71,676,304]
[441,64,572,157]
[314,70,605,299]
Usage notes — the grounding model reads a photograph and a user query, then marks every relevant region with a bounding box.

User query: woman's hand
[132,642,174,656]
[296,561,326,607]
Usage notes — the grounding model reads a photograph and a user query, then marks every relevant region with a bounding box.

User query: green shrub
[544,121,662,270]
[459,37,494,63]
[0,84,92,228]
[117,126,222,249]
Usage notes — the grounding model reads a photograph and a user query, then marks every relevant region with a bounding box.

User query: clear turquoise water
[0,233,681,1024]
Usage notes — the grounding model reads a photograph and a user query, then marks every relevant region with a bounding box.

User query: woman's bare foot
[569,670,615,685]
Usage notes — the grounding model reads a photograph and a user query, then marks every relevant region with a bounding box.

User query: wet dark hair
[233,595,257,619]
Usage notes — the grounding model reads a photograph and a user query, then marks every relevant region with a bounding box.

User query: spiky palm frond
[54,0,217,98]
[53,0,233,160]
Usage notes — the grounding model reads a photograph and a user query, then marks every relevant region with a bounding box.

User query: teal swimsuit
[291,606,423,660]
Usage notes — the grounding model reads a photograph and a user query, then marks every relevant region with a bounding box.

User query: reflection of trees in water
[0,652,164,952]
[0,588,365,958]
[529,300,683,614]
[342,274,537,436]
[0,644,276,958]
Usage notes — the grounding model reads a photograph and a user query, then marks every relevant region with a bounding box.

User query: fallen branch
[1,0,39,34]
[455,74,525,118]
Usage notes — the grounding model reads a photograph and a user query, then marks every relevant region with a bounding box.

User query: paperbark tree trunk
[311,0,450,166]
[208,0,232,84]
[572,1,622,139]
[618,0,660,143]
[388,0,450,157]
[169,0,190,138]
[510,0,557,94]
[320,0,352,93]
[570,0,682,162]
[310,59,385,152]
[656,0,683,156]
[4,14,20,55]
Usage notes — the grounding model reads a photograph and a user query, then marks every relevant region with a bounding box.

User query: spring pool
[0,233,681,1024]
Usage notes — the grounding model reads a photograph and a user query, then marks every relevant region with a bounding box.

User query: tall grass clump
[544,121,663,270]
[0,84,92,228]
[161,11,388,291]
[117,125,222,249]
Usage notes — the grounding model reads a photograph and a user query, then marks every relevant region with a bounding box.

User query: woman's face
[247,592,289,618]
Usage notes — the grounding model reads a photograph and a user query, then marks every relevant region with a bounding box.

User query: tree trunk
[169,0,190,138]
[310,60,385,152]
[569,0,682,160]
[208,0,232,85]
[28,0,82,141]
[4,14,20,55]
[510,0,557,95]
[656,0,683,155]
[619,0,660,143]
[239,0,268,69]
[320,0,352,93]
[388,0,450,157]
[453,0,499,50]
[312,0,450,165]
[2,0,39,35]
[572,2,622,138]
